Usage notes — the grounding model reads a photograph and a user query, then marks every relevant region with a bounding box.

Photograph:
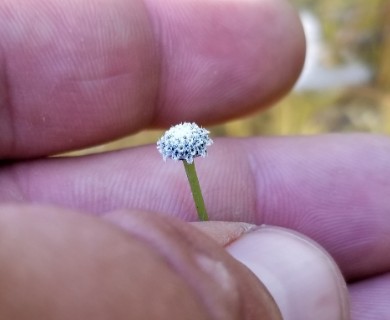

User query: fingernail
[226,226,350,320]
[190,221,257,246]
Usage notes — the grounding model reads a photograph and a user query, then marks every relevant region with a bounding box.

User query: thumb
[224,225,350,320]
[105,211,283,320]
[1,206,281,320]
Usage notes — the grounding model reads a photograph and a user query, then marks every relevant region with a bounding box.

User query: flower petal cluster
[157,122,213,163]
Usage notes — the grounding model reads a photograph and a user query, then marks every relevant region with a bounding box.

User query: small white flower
[157,122,213,163]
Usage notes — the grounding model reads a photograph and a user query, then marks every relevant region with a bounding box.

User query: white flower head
[157,122,213,163]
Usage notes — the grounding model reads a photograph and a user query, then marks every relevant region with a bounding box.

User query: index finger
[0,0,304,158]
[1,134,388,280]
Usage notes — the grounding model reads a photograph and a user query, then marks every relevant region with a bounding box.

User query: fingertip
[226,226,350,320]
[147,0,306,125]
[105,212,282,319]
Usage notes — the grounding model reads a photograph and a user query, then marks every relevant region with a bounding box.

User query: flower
[157,122,213,164]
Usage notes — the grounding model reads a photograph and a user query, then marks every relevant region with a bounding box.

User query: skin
[0,0,388,319]
[0,206,281,319]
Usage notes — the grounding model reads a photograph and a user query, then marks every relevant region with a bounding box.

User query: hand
[0,0,388,319]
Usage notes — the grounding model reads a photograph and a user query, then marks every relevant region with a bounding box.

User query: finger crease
[0,48,18,158]
[142,0,164,126]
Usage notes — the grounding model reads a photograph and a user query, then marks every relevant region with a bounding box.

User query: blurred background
[70,0,390,155]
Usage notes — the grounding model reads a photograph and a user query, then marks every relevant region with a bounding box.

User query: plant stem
[183,161,209,221]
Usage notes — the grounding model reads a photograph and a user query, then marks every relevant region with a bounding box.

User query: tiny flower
[157,122,213,164]
[157,122,213,221]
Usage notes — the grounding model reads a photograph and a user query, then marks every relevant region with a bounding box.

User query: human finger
[1,134,388,281]
[106,218,349,320]
[0,204,281,320]
[191,222,349,319]
[0,0,304,158]
[349,273,390,320]
[225,226,350,320]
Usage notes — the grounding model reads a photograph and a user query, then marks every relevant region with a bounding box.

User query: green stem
[183,161,209,221]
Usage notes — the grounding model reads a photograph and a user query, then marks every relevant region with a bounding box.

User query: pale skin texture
[0,0,389,319]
